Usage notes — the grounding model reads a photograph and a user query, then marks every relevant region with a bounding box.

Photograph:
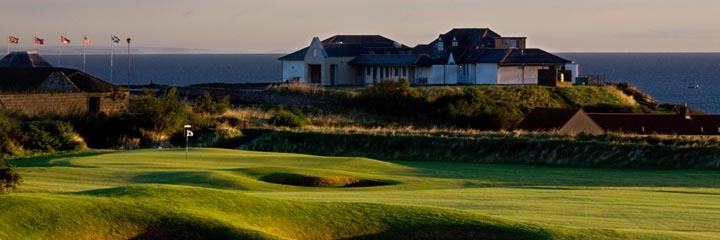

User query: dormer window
[436,37,444,51]
[451,37,458,47]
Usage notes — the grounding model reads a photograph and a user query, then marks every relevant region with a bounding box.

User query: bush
[130,88,193,146]
[19,120,86,152]
[193,92,232,115]
[270,108,308,128]
[0,159,21,193]
[356,78,425,116]
[435,88,523,130]
[0,111,21,157]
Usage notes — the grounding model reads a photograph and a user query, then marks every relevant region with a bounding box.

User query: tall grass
[243,129,720,169]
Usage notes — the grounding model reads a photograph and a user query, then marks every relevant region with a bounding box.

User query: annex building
[0,51,128,116]
[279,28,577,86]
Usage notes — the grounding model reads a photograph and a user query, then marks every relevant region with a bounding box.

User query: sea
[51,53,720,113]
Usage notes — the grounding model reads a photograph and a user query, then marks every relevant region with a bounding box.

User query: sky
[1,0,719,53]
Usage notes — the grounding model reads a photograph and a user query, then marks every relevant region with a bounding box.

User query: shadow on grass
[344,224,550,240]
[129,171,251,190]
[9,151,114,168]
[258,172,398,188]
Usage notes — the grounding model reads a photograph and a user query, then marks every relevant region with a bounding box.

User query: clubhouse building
[279,28,577,86]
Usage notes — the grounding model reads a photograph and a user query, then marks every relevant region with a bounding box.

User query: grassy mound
[259,173,394,188]
[0,185,556,240]
[5,148,720,239]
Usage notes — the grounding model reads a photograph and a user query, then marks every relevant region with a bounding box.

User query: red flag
[83,36,90,45]
[60,36,71,44]
[8,36,19,44]
[34,36,44,45]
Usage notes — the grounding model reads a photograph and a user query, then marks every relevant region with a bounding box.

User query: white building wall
[475,64,498,84]
[565,63,579,84]
[416,67,433,84]
[444,65,458,85]
[498,66,523,84]
[428,65,445,84]
[498,66,545,85]
[281,61,305,83]
[457,64,475,84]
[522,66,543,85]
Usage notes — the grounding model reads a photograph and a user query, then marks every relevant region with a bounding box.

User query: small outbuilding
[0,51,128,116]
[517,108,603,134]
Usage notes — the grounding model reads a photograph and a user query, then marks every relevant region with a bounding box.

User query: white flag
[186,130,194,137]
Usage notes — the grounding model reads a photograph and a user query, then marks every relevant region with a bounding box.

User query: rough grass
[243,130,720,169]
[4,148,720,239]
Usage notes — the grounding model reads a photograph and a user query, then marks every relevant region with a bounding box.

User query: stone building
[0,51,128,116]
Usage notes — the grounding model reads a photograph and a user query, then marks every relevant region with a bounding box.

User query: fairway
[4,148,720,239]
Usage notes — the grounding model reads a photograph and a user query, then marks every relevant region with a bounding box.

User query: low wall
[0,91,128,115]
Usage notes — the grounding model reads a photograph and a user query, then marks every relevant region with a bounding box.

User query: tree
[0,159,21,193]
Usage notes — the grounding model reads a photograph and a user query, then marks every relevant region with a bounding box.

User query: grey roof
[279,35,409,61]
[278,48,308,61]
[517,108,584,131]
[280,29,572,66]
[0,68,124,93]
[0,51,53,68]
[348,54,437,67]
[0,52,124,93]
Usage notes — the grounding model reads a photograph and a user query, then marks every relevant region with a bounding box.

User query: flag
[34,36,44,45]
[111,35,120,43]
[8,36,19,44]
[186,130,194,137]
[60,36,70,44]
[83,36,90,45]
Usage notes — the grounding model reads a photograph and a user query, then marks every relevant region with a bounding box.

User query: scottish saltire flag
[60,36,70,44]
[186,130,194,137]
[8,36,19,44]
[111,35,120,43]
[83,36,91,45]
[34,36,44,45]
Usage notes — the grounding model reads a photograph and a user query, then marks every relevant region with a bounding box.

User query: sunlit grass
[4,148,720,239]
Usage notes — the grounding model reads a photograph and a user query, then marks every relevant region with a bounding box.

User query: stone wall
[0,91,129,116]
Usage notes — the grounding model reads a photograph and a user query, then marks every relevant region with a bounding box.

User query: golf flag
[111,35,120,43]
[60,36,70,44]
[8,36,19,44]
[186,130,194,137]
[34,36,44,45]
[83,36,90,45]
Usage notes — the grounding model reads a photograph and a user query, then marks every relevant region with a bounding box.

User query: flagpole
[126,38,131,88]
[83,37,86,72]
[57,35,62,66]
[32,35,35,52]
[110,36,113,83]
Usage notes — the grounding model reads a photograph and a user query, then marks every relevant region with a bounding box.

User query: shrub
[193,92,232,115]
[19,120,86,152]
[356,78,425,116]
[131,88,191,133]
[0,111,21,157]
[270,109,308,128]
[0,159,21,193]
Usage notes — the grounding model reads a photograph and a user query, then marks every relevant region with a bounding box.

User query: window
[508,40,518,48]
[394,67,398,76]
[402,67,407,76]
[367,67,371,76]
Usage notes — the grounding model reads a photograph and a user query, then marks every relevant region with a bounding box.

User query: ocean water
[51,53,720,113]
[52,54,283,87]
[559,53,720,113]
